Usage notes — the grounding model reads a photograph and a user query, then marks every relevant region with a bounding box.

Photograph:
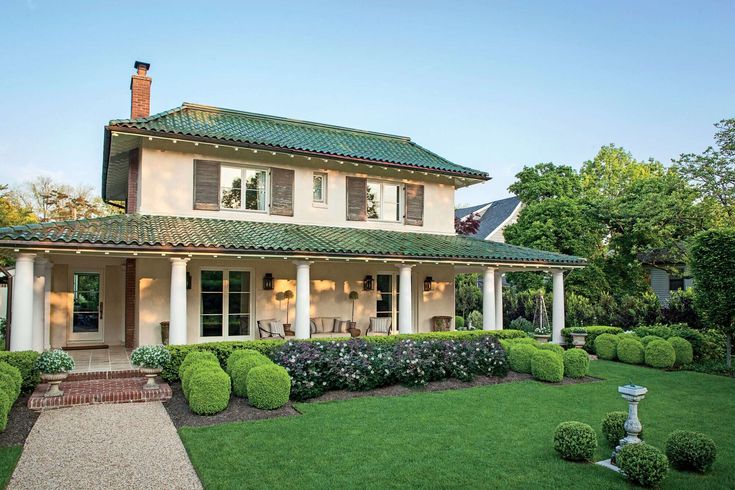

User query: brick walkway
[28,374,172,411]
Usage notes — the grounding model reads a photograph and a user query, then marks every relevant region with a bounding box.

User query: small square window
[313,172,327,204]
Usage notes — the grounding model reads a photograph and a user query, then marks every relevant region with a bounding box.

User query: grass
[179,361,735,489]
[0,446,21,489]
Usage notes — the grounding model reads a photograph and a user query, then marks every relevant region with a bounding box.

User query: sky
[1,0,733,206]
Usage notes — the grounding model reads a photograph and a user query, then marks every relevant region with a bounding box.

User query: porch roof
[0,214,585,266]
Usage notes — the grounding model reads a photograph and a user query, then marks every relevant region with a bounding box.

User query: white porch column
[10,253,36,351]
[169,258,189,345]
[482,268,496,330]
[294,261,312,339]
[397,264,414,334]
[494,270,503,330]
[552,270,565,344]
[43,261,52,350]
[32,257,49,353]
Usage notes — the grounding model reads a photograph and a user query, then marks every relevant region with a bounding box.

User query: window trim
[366,179,403,223]
[219,164,269,214]
[312,171,328,207]
[199,266,255,341]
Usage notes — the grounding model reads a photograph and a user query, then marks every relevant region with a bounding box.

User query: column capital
[549,269,565,276]
[395,263,415,270]
[170,257,190,265]
[293,260,313,268]
[15,252,36,263]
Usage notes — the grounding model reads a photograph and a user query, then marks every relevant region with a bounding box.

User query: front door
[68,270,104,344]
[376,273,400,334]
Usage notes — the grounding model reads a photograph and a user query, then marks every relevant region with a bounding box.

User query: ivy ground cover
[180,362,735,489]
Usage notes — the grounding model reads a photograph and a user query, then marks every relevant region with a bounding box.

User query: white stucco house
[454,196,523,243]
[0,62,584,352]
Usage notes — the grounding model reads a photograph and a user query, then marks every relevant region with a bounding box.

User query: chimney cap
[133,61,151,75]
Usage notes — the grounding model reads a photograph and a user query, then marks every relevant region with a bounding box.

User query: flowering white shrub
[131,345,171,369]
[35,349,75,374]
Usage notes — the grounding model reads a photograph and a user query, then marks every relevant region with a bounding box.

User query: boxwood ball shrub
[246,364,291,410]
[645,340,676,369]
[226,349,267,375]
[231,355,273,397]
[553,421,597,461]
[187,367,231,415]
[537,343,564,355]
[531,350,563,383]
[182,360,220,399]
[178,350,219,379]
[562,349,589,378]
[0,372,20,401]
[616,443,669,487]
[508,344,536,374]
[594,333,619,360]
[0,351,40,392]
[0,362,22,399]
[561,326,623,353]
[617,337,645,365]
[602,411,628,446]
[667,337,693,366]
[640,335,664,346]
[665,430,717,473]
[0,390,10,432]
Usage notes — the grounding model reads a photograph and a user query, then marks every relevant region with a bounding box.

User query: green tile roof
[0,215,585,266]
[107,103,489,179]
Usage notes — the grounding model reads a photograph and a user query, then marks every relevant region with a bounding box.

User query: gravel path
[7,402,202,490]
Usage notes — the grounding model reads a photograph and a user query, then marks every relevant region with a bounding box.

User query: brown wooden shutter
[404,183,424,226]
[270,168,294,216]
[193,160,220,210]
[346,176,367,221]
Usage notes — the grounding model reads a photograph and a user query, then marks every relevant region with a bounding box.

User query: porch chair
[366,317,392,336]
[257,319,285,339]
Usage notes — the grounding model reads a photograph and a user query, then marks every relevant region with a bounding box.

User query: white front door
[376,273,400,334]
[68,269,105,344]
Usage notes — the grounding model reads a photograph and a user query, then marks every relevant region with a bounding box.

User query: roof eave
[105,125,491,181]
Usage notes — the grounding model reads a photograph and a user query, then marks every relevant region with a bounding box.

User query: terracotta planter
[349,328,361,338]
[41,372,68,398]
[534,334,551,344]
[570,332,588,349]
[139,367,163,390]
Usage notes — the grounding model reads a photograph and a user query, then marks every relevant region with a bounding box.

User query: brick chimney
[130,61,151,119]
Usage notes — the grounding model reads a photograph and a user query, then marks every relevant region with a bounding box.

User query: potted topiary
[130,345,171,390]
[533,324,551,343]
[348,290,359,331]
[276,290,295,333]
[35,349,75,397]
[159,321,170,345]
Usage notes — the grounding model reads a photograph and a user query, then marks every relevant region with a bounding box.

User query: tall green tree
[508,163,581,203]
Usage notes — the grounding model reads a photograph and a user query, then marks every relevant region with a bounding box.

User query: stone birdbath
[596,383,648,472]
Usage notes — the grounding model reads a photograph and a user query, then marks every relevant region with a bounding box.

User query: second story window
[220,165,267,211]
[313,172,327,205]
[367,181,401,222]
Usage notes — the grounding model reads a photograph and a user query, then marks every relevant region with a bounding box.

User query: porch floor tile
[68,346,133,373]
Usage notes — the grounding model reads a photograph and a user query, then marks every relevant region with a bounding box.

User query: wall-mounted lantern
[363,275,374,291]
[424,276,433,292]
[263,273,274,290]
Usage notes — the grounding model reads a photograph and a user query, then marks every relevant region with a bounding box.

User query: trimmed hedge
[0,360,24,433]
[594,333,619,360]
[182,360,220,399]
[0,351,39,392]
[508,344,536,374]
[226,349,265,375]
[537,343,564,355]
[665,430,717,473]
[531,350,563,383]
[561,326,623,353]
[188,367,231,415]
[178,351,219,380]
[668,337,693,366]
[0,390,9,432]
[617,443,669,487]
[640,335,664,346]
[563,349,589,378]
[645,340,676,369]
[602,411,628,446]
[617,337,645,365]
[553,421,597,461]
[162,330,527,382]
[246,364,291,409]
[231,354,273,397]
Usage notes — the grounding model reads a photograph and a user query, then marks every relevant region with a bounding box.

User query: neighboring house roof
[0,214,585,266]
[455,196,522,240]
[637,244,687,267]
[103,103,489,200]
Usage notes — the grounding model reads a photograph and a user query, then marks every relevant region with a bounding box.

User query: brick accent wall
[130,74,151,119]
[126,148,140,213]
[124,259,136,348]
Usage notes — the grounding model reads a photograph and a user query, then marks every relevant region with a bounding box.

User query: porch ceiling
[0,214,586,268]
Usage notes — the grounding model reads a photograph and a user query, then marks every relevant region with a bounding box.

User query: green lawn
[180,362,735,489]
[0,446,21,489]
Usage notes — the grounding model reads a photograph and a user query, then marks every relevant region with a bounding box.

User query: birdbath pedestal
[612,384,648,463]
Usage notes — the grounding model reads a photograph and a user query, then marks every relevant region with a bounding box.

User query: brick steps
[28,375,172,411]
[67,369,141,382]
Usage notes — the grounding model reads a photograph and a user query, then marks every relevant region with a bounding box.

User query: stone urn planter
[41,372,68,398]
[570,332,588,349]
[534,334,551,343]
[139,367,163,390]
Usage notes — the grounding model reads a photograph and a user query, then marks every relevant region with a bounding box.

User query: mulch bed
[0,395,39,447]
[164,383,300,429]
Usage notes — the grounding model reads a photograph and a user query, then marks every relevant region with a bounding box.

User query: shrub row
[226,349,291,409]
[0,362,22,432]
[272,336,509,401]
[179,351,230,415]
[561,326,624,353]
[593,332,692,369]
[0,351,40,392]
[162,330,526,382]
[505,339,589,381]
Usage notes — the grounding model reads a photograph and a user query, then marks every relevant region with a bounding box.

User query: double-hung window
[220,165,267,211]
[200,269,252,338]
[313,172,327,205]
[367,181,401,222]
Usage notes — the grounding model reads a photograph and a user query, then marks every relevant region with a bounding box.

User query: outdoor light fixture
[424,276,433,292]
[363,275,374,291]
[263,273,274,290]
